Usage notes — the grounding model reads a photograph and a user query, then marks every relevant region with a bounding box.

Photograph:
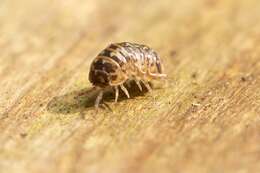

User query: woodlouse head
[89,58,125,88]
[89,69,110,87]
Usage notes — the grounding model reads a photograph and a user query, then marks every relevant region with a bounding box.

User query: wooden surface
[0,0,260,173]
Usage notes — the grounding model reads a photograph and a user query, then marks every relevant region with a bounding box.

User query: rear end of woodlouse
[89,42,167,108]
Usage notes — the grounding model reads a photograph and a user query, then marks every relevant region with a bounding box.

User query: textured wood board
[0,0,260,173]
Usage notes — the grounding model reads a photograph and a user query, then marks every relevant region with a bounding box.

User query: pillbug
[89,42,167,108]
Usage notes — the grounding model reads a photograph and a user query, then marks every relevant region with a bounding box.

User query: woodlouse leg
[148,72,167,79]
[120,84,130,98]
[147,65,167,79]
[114,86,119,103]
[95,91,103,108]
[142,81,152,92]
[146,63,167,79]
[134,64,146,76]
[134,79,143,91]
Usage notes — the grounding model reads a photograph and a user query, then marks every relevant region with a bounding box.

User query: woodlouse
[89,42,167,108]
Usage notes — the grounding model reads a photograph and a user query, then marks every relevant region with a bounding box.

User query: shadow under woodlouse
[47,81,150,114]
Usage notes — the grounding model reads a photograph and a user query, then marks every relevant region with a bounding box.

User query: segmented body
[89,42,166,107]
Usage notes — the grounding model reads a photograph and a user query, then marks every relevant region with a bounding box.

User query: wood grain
[0,0,260,173]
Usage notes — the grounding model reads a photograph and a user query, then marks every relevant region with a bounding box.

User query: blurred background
[0,0,260,173]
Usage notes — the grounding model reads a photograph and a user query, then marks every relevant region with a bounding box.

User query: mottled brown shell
[89,42,166,107]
